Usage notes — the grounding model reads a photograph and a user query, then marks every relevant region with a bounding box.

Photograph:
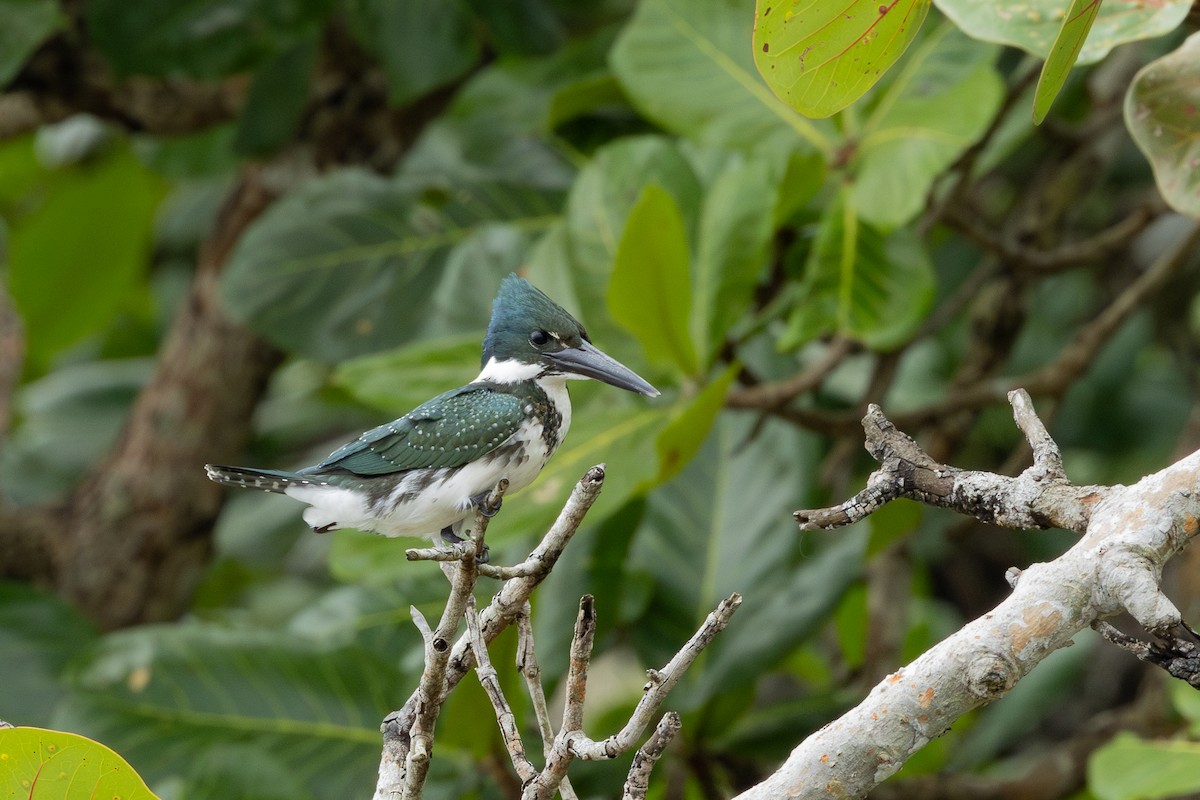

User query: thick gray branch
[743,395,1200,799]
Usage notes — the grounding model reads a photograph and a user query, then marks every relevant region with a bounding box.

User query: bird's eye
[529,329,550,347]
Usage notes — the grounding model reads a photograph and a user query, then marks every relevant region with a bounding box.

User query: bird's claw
[438,528,490,563]
[470,491,503,518]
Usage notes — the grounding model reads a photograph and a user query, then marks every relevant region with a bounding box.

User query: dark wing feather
[302,386,524,476]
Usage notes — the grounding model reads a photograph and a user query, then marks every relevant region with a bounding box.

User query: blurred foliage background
[2,0,1200,798]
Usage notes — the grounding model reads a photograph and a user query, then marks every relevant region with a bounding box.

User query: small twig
[944,202,1160,274]
[478,562,541,579]
[405,542,475,563]
[409,606,433,643]
[794,396,1104,534]
[374,466,606,800]
[562,596,597,735]
[622,713,682,800]
[571,593,742,761]
[516,606,580,800]
[466,595,538,783]
[523,593,742,800]
[1008,389,1065,479]
[401,527,483,800]
[1093,621,1200,689]
[726,338,857,410]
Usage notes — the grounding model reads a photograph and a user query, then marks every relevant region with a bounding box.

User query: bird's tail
[204,464,326,494]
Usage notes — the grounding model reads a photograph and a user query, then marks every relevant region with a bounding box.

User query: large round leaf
[753,0,931,119]
[935,0,1189,65]
[221,171,562,361]
[610,0,831,152]
[1125,32,1200,217]
[0,727,157,799]
[852,24,1003,228]
[55,625,401,799]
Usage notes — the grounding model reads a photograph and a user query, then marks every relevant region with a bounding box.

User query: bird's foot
[438,526,490,563]
[470,491,503,518]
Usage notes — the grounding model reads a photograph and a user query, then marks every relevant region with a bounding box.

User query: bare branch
[622,712,682,800]
[743,219,1200,438]
[944,202,1160,273]
[466,595,539,783]
[794,400,1103,534]
[570,593,742,761]
[394,477,511,800]
[515,606,580,800]
[524,594,743,800]
[374,466,605,800]
[1094,621,1200,688]
[1008,388,1065,479]
[740,395,1200,799]
[726,338,857,410]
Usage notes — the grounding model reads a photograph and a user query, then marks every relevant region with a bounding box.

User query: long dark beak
[547,340,659,397]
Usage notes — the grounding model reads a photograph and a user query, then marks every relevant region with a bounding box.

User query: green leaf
[753,0,932,119]
[0,0,62,86]
[610,0,831,153]
[233,35,317,156]
[655,365,737,483]
[3,142,165,369]
[1168,678,1200,737]
[0,359,153,504]
[0,727,158,799]
[1089,732,1200,800]
[608,184,697,374]
[1125,32,1200,216]
[1032,0,1102,124]
[629,416,864,707]
[557,136,701,344]
[462,0,564,56]
[694,156,778,362]
[56,625,399,799]
[934,0,1189,66]
[400,31,612,190]
[782,189,935,350]
[221,171,562,361]
[343,0,479,105]
[0,583,98,726]
[333,334,481,413]
[853,24,1003,228]
[87,0,330,79]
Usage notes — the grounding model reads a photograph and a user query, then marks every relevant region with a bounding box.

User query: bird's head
[480,275,659,397]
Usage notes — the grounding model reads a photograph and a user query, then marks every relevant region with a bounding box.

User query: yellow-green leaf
[753,0,932,118]
[0,727,158,800]
[608,183,698,375]
[1125,32,1200,216]
[1032,0,1102,124]
[655,365,738,483]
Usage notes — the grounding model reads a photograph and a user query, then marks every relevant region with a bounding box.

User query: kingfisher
[205,275,657,550]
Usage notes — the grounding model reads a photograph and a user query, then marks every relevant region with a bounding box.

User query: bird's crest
[482,275,588,366]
